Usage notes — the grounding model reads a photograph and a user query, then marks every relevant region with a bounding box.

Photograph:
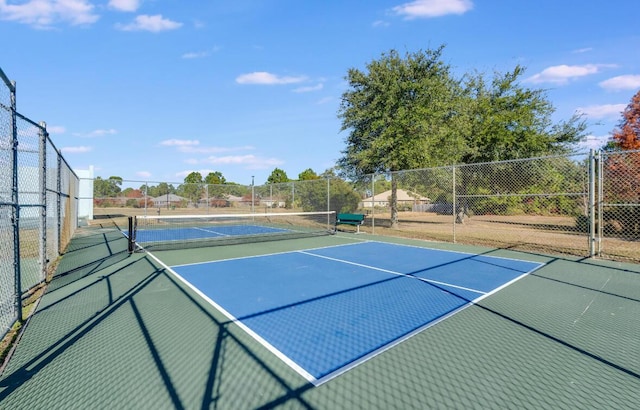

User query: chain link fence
[90,150,638,263]
[598,149,640,261]
[0,68,79,340]
[367,154,592,257]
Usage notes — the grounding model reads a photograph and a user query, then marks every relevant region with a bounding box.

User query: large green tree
[204,171,228,201]
[298,168,320,181]
[296,169,360,213]
[338,47,463,227]
[94,176,122,197]
[205,171,226,185]
[460,66,586,163]
[179,172,204,206]
[267,168,290,184]
[338,47,587,227]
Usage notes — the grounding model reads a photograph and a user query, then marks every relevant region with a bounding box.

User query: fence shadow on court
[48,229,131,292]
[0,231,318,409]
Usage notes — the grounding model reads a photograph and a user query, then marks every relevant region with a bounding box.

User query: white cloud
[175,169,218,179]
[576,104,626,119]
[599,75,640,91]
[293,83,324,93]
[180,145,255,154]
[108,0,140,12]
[372,20,390,28]
[0,0,99,28]
[116,14,182,32]
[393,0,473,19]
[160,139,254,154]
[136,170,152,178]
[160,138,199,146]
[61,146,92,153]
[572,47,593,54]
[91,128,117,137]
[526,64,615,85]
[236,72,307,85]
[46,125,66,134]
[203,154,284,169]
[73,128,117,138]
[579,134,610,151]
[181,46,220,59]
[182,51,209,59]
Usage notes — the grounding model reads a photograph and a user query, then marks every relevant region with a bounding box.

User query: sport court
[2,221,639,409]
[167,241,543,384]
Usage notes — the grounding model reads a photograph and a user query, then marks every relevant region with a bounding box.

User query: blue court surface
[170,241,543,385]
[134,224,288,242]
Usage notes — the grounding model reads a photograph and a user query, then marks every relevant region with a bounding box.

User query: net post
[128,216,134,253]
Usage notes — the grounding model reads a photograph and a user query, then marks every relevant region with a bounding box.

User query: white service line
[298,250,486,295]
[192,227,230,236]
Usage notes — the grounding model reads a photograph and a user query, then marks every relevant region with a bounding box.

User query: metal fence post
[588,149,596,257]
[144,183,148,216]
[597,150,603,257]
[452,165,457,243]
[10,79,22,322]
[327,177,330,212]
[291,182,295,207]
[371,173,375,234]
[251,176,255,213]
[57,148,62,255]
[326,178,331,228]
[39,122,47,281]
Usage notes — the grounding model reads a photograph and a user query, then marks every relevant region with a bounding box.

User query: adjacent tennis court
[162,240,543,384]
[130,211,335,250]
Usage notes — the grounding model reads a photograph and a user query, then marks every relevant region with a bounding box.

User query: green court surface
[1,226,639,409]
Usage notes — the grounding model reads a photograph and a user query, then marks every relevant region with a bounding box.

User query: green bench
[335,213,366,233]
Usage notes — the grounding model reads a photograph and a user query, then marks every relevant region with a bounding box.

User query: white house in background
[151,193,187,208]
[360,189,430,208]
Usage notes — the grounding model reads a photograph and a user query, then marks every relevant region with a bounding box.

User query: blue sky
[2,0,639,186]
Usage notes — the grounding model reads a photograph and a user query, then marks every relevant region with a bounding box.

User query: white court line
[192,227,230,237]
[144,249,317,384]
[361,239,548,267]
[298,250,486,295]
[171,241,374,268]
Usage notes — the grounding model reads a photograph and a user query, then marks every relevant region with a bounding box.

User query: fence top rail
[378,152,591,177]
[0,66,15,92]
[44,131,79,181]
[15,110,44,128]
[602,148,640,155]
[451,152,590,169]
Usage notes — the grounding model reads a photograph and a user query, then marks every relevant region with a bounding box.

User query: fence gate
[596,149,640,261]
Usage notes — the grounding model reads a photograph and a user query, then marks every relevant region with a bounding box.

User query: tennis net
[129,211,336,251]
